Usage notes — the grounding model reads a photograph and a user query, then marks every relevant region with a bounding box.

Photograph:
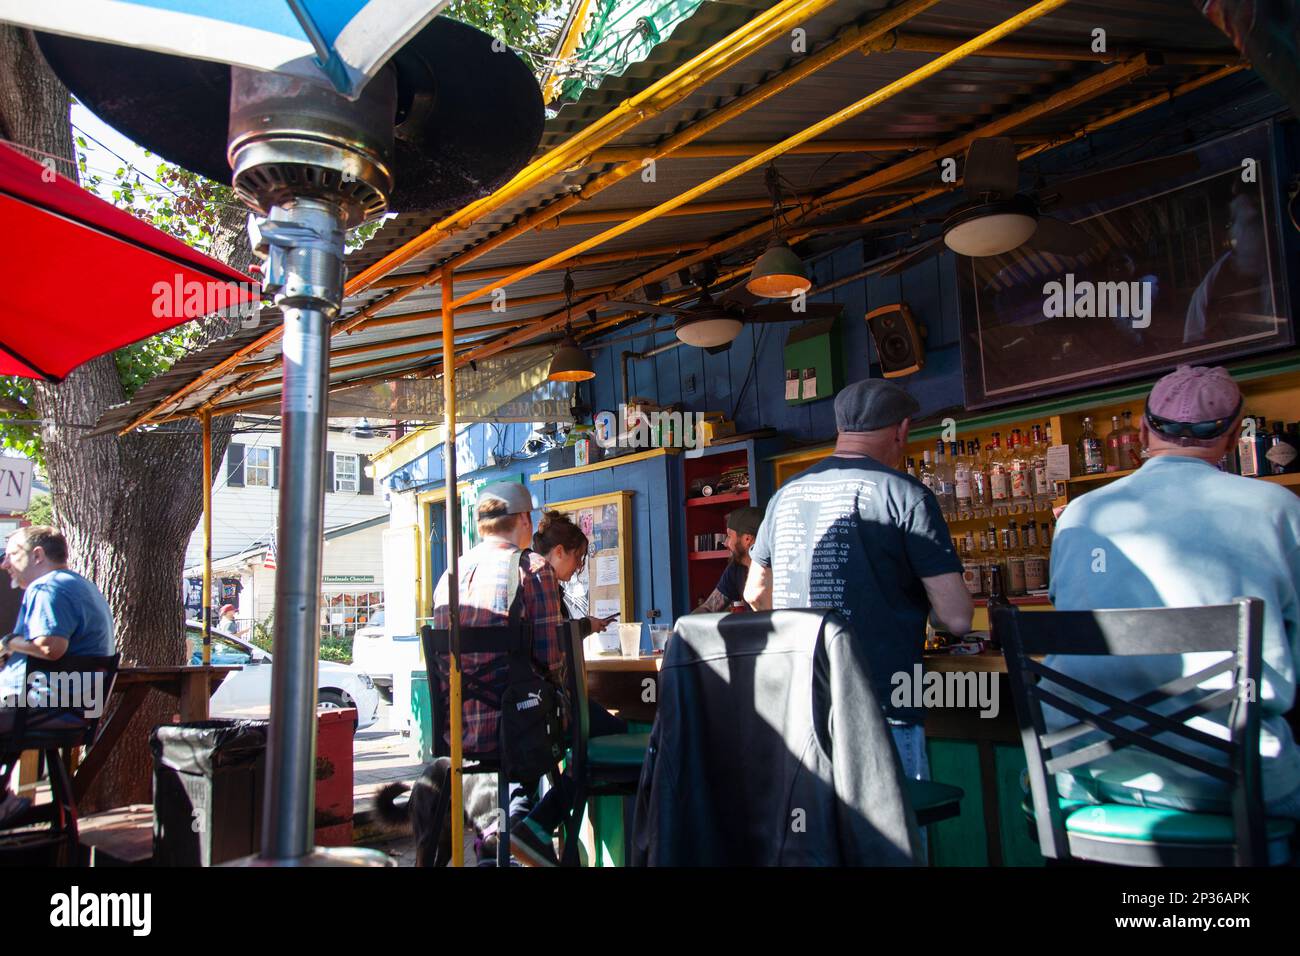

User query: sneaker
[509,818,558,867]
[0,791,31,827]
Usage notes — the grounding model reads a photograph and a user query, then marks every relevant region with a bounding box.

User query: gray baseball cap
[477,481,536,516]
[834,378,921,433]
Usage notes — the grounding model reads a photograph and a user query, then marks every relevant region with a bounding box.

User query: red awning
[0,142,257,382]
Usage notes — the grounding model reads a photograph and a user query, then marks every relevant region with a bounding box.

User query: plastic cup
[649,624,672,653]
[617,622,643,658]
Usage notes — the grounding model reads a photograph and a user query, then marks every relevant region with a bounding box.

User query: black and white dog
[373,758,456,867]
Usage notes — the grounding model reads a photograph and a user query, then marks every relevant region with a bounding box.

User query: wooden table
[67,665,239,801]
[584,654,662,723]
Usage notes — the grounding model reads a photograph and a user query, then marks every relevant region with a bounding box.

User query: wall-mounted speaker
[865,303,924,378]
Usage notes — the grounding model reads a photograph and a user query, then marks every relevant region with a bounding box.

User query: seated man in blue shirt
[1048,365,1300,819]
[0,526,115,824]
[691,506,764,613]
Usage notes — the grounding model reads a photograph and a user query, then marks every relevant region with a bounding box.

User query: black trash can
[151,719,269,866]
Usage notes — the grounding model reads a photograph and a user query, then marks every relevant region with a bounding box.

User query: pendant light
[746,165,811,299]
[548,270,595,382]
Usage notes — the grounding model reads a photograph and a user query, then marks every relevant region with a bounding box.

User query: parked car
[351,608,422,704]
[184,622,379,732]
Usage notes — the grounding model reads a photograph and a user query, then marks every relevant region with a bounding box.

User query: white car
[351,609,422,702]
[185,622,380,732]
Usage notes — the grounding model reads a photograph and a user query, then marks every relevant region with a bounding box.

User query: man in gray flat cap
[746,378,972,783]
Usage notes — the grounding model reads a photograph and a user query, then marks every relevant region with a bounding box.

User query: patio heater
[24,7,542,865]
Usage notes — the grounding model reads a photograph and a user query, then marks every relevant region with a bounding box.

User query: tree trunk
[1,27,252,809]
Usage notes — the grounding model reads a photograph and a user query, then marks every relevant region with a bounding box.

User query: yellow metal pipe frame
[464,51,1218,355]
[883,31,1240,65]
[333,0,945,340]
[346,0,838,294]
[201,408,212,667]
[441,269,465,868]
[446,0,1075,347]
[119,0,832,434]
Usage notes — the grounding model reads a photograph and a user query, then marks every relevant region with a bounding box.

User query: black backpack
[494,549,567,781]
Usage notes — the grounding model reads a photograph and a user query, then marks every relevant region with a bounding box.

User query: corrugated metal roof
[103,0,1256,433]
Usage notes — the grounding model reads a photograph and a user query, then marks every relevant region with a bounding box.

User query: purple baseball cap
[1147,365,1242,424]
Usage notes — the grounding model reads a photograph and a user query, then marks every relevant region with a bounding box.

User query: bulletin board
[545,490,633,625]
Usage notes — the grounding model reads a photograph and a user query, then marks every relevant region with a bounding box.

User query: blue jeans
[889,720,930,781]
[889,720,929,861]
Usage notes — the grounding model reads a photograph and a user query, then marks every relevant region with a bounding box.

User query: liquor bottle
[1003,521,1027,596]
[936,440,957,518]
[954,440,973,520]
[1040,521,1053,549]
[987,432,1010,514]
[1078,416,1105,475]
[1008,429,1032,514]
[1029,423,1050,512]
[1237,418,1266,477]
[960,531,982,597]
[983,523,1000,598]
[920,450,936,494]
[905,457,918,481]
[1022,520,1048,592]
[969,437,990,518]
[1266,421,1298,476]
[1105,415,1124,472]
[1118,410,1142,470]
[986,564,1010,649]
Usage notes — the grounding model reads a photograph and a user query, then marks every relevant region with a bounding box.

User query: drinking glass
[617,622,643,658]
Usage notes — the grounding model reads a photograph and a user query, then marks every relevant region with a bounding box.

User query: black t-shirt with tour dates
[748,453,960,721]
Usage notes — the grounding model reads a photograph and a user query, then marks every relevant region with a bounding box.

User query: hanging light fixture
[548,270,595,382]
[746,165,811,299]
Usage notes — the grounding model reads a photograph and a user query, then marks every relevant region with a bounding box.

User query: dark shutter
[326,451,335,493]
[227,443,244,487]
[271,447,280,489]
[360,457,374,495]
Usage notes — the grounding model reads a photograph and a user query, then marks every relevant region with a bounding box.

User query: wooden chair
[0,653,120,865]
[994,599,1294,866]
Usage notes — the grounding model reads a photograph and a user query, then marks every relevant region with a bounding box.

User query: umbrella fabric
[0,143,257,381]
[0,0,449,98]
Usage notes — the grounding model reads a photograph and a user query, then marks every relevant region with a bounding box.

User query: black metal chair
[0,653,120,865]
[421,623,525,867]
[994,598,1295,866]
[556,626,649,866]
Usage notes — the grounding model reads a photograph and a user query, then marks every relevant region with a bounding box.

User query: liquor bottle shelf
[1069,468,1137,484]
[1261,472,1300,487]
[688,550,731,561]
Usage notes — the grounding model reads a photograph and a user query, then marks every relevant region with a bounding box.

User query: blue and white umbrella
[0,0,450,97]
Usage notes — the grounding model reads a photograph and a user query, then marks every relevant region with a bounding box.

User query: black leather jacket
[631,609,922,866]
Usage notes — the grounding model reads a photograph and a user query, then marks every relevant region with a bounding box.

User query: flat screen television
[959,122,1293,409]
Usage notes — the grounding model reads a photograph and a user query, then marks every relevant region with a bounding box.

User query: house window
[334,453,359,493]
[246,446,273,487]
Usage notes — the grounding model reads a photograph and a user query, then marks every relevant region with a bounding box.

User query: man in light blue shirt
[0,526,114,824]
[1048,366,1300,819]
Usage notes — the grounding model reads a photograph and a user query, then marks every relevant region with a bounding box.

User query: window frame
[246,446,274,488]
[333,452,360,494]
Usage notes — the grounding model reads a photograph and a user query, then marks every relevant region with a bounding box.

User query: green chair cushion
[1023,796,1296,844]
[907,778,963,812]
[586,732,651,767]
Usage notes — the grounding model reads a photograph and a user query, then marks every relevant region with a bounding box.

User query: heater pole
[201,408,213,667]
[260,198,347,861]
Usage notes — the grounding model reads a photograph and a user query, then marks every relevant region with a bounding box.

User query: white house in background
[183,417,392,634]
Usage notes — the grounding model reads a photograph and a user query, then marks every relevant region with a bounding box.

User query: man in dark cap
[692,505,765,613]
[745,378,972,782]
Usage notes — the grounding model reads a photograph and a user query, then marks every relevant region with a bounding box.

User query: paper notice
[1045,444,1071,492]
[594,551,621,587]
[785,371,799,401]
[593,598,621,621]
[801,369,817,399]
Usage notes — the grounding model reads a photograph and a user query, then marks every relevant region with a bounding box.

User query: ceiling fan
[876,137,1200,274]
[604,271,842,350]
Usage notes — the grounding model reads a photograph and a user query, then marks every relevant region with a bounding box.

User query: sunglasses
[1144,399,1242,440]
